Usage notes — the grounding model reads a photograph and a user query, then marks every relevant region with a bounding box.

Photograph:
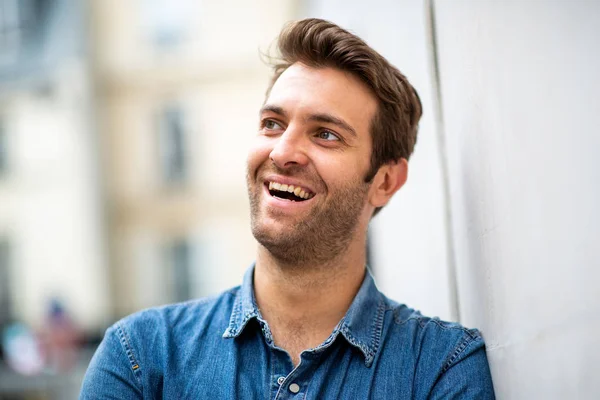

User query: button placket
[274,351,313,398]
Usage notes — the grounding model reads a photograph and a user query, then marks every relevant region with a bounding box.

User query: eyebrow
[260,104,287,118]
[308,113,357,137]
[260,104,357,137]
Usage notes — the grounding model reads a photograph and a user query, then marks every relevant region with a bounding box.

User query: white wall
[434,1,600,398]
[305,0,600,397]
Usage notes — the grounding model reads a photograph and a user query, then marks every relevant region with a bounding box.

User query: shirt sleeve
[428,331,496,399]
[79,324,143,399]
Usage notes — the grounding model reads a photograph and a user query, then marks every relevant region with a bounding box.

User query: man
[81,19,495,399]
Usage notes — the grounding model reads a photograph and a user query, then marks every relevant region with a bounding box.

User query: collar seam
[369,295,386,354]
[341,294,386,367]
[223,288,245,338]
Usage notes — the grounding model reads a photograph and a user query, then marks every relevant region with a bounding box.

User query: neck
[253,233,368,364]
[254,248,367,318]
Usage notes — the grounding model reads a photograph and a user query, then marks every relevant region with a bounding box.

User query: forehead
[266,63,378,138]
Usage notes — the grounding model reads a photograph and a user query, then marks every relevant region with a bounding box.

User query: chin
[251,216,288,244]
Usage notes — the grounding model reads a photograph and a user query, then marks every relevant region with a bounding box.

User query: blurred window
[165,239,191,303]
[140,0,193,50]
[0,0,41,63]
[158,105,187,184]
[0,0,22,52]
[0,239,11,326]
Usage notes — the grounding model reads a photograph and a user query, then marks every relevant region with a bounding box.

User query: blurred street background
[0,0,598,399]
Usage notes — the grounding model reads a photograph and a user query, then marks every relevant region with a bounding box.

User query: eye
[316,130,340,141]
[263,119,282,130]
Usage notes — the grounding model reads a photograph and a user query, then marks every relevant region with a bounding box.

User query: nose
[269,124,309,169]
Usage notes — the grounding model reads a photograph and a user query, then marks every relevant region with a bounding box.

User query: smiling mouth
[266,181,315,202]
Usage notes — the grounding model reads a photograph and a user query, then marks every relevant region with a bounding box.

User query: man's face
[246,63,378,265]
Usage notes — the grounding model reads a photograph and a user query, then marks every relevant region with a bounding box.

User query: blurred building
[0,0,109,334]
[89,0,299,319]
[1,0,299,397]
[0,0,300,333]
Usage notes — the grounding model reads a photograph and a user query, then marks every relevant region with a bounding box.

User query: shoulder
[384,300,487,371]
[122,286,238,324]
[383,303,495,397]
[112,286,240,354]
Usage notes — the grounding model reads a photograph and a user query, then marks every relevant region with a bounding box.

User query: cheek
[246,138,273,176]
[314,150,368,185]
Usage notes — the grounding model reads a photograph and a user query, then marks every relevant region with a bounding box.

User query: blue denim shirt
[80,266,495,399]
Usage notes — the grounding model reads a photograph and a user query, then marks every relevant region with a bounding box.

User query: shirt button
[277,376,285,385]
[289,383,300,393]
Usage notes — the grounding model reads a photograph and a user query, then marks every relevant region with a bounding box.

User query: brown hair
[265,18,423,214]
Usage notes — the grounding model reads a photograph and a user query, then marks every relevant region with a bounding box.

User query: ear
[368,158,408,208]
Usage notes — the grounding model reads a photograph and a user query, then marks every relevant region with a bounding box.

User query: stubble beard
[248,171,370,268]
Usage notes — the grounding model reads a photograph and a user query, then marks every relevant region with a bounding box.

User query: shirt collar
[222,263,387,367]
[222,265,260,339]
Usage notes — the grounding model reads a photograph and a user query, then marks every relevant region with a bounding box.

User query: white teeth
[268,181,312,199]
